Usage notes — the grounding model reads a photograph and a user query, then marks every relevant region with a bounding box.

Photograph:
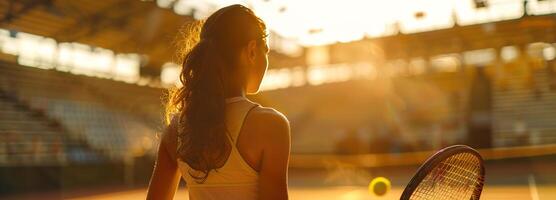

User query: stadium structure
[1,0,556,198]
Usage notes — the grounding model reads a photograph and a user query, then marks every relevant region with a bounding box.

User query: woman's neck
[225,87,245,98]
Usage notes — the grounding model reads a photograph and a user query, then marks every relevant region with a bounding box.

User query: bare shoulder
[243,106,290,144]
[249,106,289,130]
[160,116,179,161]
[162,116,179,143]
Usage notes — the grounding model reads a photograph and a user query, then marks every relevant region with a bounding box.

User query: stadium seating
[0,88,71,166]
[2,57,556,162]
[0,62,159,164]
[261,71,468,154]
[492,62,556,146]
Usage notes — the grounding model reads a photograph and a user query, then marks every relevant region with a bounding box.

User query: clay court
[5,147,556,199]
[64,185,556,200]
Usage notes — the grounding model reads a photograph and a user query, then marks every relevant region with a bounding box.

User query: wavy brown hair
[166,4,267,183]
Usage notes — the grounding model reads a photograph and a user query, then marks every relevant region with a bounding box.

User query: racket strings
[410,153,483,200]
[433,153,479,199]
[412,155,472,199]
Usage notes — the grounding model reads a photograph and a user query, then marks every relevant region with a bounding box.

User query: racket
[400,145,485,200]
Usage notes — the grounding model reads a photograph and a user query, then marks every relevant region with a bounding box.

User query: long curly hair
[166,4,267,183]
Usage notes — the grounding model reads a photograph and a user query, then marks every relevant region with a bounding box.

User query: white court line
[529,174,540,200]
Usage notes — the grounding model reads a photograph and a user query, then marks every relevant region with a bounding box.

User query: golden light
[153,0,548,47]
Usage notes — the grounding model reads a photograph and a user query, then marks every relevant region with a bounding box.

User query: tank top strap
[224,97,259,145]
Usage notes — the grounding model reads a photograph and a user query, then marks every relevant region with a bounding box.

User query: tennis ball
[369,177,391,196]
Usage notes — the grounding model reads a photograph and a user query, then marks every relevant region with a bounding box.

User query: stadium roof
[2,0,556,74]
[0,0,191,70]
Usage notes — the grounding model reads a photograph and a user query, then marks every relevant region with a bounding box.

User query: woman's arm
[146,122,181,200]
[252,108,291,200]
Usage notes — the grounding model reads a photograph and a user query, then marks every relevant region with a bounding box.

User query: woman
[147,4,290,200]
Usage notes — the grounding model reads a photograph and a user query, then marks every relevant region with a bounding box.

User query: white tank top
[177,96,259,200]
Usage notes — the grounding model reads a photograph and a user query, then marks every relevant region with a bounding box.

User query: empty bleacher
[0,89,77,166]
[81,76,165,130]
[2,57,556,162]
[260,71,468,154]
[492,63,556,146]
[0,62,160,163]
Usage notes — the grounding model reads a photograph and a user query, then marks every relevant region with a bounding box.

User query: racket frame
[400,145,486,200]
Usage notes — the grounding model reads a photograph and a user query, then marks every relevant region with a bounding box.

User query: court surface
[67,185,556,200]
[6,147,556,200]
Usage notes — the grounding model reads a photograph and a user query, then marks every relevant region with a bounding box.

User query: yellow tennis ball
[369,177,391,196]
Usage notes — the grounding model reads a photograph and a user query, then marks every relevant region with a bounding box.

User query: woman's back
[177,97,260,200]
[146,5,289,200]
[149,95,289,200]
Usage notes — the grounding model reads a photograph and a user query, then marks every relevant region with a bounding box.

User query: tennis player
[147,4,290,200]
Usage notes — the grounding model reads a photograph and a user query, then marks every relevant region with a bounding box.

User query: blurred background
[1,0,556,199]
